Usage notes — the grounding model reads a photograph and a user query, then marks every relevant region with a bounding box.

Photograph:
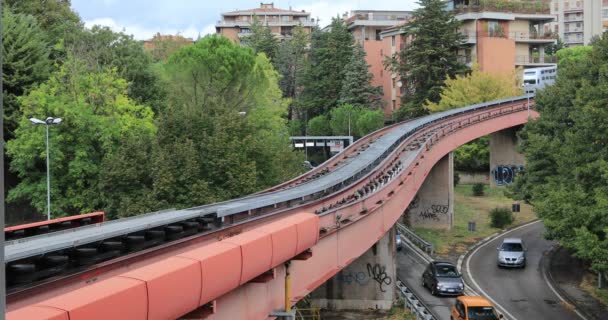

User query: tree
[425,65,521,172]
[301,18,355,117]
[339,44,384,110]
[6,61,156,217]
[556,45,593,68]
[425,65,522,112]
[276,25,309,119]
[545,37,564,56]
[242,16,279,61]
[329,104,360,136]
[388,0,468,120]
[2,8,51,139]
[511,34,608,277]
[5,0,82,62]
[146,33,194,62]
[137,36,303,211]
[67,25,167,114]
[355,109,384,136]
[307,115,331,136]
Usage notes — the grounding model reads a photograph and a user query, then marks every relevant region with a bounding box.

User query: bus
[522,66,557,94]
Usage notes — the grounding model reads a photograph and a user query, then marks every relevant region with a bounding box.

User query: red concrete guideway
[7,98,538,320]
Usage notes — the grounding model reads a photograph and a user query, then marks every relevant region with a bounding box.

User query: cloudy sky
[71,0,420,40]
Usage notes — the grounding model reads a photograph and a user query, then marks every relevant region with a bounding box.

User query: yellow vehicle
[451,296,503,320]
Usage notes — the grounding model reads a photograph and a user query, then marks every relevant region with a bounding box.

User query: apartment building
[449,0,556,74]
[215,2,316,43]
[549,0,605,47]
[345,11,412,120]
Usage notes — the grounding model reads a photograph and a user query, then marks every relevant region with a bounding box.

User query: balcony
[453,0,550,15]
[564,15,583,22]
[515,55,558,65]
[473,30,556,43]
[564,6,583,13]
[563,28,583,33]
[216,20,317,28]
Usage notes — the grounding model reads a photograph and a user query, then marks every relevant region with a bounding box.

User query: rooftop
[222,2,310,16]
[451,0,551,15]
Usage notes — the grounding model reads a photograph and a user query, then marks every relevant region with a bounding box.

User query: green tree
[6,61,156,217]
[425,64,521,172]
[355,109,384,136]
[135,36,303,212]
[425,65,522,112]
[68,25,167,113]
[146,33,193,62]
[556,45,593,68]
[388,0,468,120]
[276,25,309,120]
[6,0,82,62]
[545,37,564,56]
[242,16,279,61]
[339,44,384,110]
[301,18,355,117]
[307,115,331,136]
[2,9,51,139]
[512,34,608,277]
[330,104,360,136]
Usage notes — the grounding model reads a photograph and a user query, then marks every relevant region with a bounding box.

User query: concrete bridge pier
[310,227,397,310]
[490,126,525,187]
[405,152,454,229]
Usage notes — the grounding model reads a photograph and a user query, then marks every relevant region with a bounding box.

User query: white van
[522,66,557,94]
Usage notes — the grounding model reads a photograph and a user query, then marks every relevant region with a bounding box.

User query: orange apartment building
[345,10,412,120]
[362,1,556,119]
[215,2,316,43]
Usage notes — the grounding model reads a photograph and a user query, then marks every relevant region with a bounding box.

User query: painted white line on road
[465,220,543,320]
[541,254,589,320]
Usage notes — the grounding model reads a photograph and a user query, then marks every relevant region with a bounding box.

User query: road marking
[541,253,589,320]
[465,220,544,320]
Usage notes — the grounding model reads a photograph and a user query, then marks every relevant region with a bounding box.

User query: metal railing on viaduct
[5,95,537,320]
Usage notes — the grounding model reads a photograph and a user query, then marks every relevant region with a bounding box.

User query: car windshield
[467,306,499,320]
[501,242,523,251]
[436,264,459,278]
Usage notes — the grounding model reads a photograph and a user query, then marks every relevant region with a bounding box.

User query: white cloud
[84,17,214,41]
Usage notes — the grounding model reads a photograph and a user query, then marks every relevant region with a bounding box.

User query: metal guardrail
[397,223,434,256]
[396,279,437,320]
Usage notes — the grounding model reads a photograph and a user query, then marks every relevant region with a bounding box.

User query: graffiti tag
[492,165,524,186]
[367,263,392,292]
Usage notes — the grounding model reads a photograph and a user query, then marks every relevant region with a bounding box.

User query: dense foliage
[511,34,608,275]
[339,44,384,110]
[490,207,514,229]
[388,0,468,120]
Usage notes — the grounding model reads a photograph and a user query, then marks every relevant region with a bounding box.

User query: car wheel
[431,286,437,296]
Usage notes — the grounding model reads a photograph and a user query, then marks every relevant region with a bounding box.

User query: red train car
[5,212,105,241]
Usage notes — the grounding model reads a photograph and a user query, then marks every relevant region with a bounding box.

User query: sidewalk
[547,246,608,320]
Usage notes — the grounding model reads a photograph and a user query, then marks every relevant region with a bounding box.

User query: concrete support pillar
[406,152,454,229]
[310,228,397,310]
[489,126,525,187]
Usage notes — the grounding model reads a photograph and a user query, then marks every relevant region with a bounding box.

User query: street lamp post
[30,117,62,220]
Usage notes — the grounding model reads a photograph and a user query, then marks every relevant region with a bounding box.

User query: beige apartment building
[215,2,316,43]
[548,0,607,47]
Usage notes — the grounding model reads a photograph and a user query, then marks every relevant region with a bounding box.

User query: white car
[497,238,527,268]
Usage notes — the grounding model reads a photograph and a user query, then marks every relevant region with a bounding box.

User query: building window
[603,9,608,19]
[392,100,396,110]
[576,22,581,28]
[281,16,289,22]
[376,29,382,41]
[392,36,396,46]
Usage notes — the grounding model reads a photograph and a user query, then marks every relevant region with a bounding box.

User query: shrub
[472,183,485,196]
[454,172,460,186]
[490,207,514,228]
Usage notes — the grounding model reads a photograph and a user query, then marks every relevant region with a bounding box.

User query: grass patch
[383,307,416,320]
[580,273,608,305]
[413,184,537,259]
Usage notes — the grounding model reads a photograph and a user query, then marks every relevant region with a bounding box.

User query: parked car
[421,261,464,296]
[451,296,503,320]
[496,237,526,268]
[396,231,403,251]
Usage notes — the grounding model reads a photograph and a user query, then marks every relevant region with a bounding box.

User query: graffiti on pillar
[367,263,392,292]
[337,271,368,286]
[491,165,524,186]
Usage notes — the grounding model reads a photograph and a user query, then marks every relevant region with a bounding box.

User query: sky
[71,0,420,41]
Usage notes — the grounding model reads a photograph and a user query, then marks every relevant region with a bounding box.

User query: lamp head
[29,118,46,125]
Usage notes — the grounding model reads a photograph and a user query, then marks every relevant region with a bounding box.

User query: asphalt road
[464,221,583,320]
[397,243,457,320]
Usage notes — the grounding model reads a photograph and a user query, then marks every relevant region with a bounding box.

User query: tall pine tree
[339,44,384,110]
[242,16,279,61]
[388,0,468,120]
[301,17,354,117]
[276,25,309,119]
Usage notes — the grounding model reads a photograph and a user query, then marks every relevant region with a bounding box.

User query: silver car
[497,238,527,268]
[421,261,464,296]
